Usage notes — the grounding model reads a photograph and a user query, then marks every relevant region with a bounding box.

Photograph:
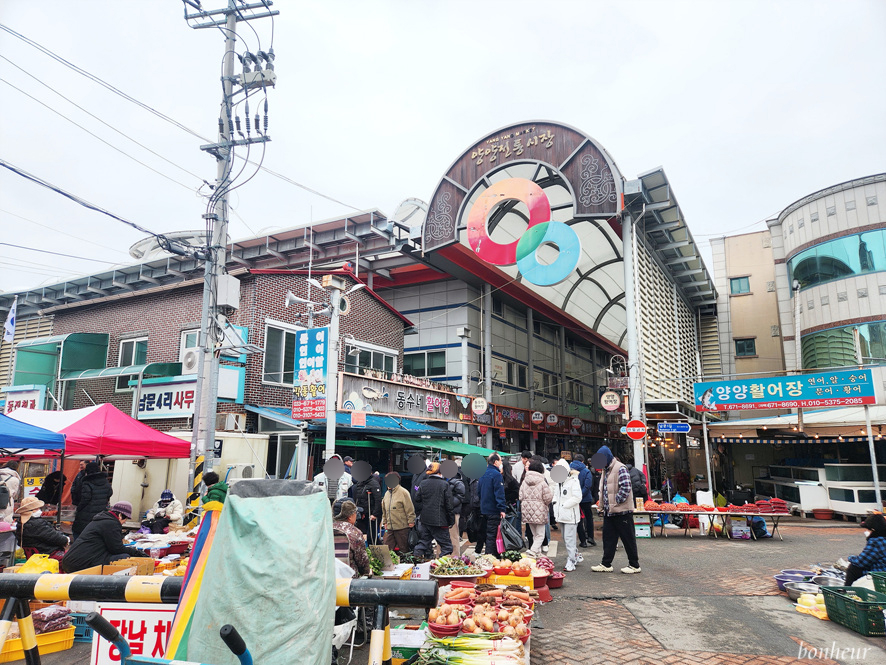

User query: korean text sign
[137,381,196,420]
[90,603,177,664]
[291,326,328,420]
[693,369,876,412]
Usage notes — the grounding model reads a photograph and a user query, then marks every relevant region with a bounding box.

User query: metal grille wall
[0,315,54,399]
[636,247,699,403]
[698,315,722,378]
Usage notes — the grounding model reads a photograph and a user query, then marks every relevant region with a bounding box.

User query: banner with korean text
[291,326,328,420]
[693,369,876,412]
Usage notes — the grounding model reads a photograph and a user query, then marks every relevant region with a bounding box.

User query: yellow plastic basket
[0,626,76,663]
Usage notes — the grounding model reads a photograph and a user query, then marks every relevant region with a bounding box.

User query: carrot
[445,589,470,599]
[485,589,503,598]
[506,591,531,601]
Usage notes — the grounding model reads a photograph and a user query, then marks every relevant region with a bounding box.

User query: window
[263,324,298,385]
[810,212,819,222]
[492,298,503,317]
[401,351,442,377]
[867,196,878,207]
[180,330,199,361]
[347,344,398,375]
[801,320,886,369]
[730,277,750,295]
[734,338,756,357]
[788,229,886,291]
[845,200,856,211]
[517,365,527,388]
[116,337,148,391]
[826,205,836,216]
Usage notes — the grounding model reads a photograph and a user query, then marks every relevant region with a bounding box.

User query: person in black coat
[15,497,69,559]
[70,461,87,505]
[62,502,148,573]
[353,473,383,544]
[413,463,454,558]
[35,471,67,506]
[72,462,113,540]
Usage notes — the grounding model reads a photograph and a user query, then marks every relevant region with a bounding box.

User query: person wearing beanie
[413,462,455,558]
[143,489,184,533]
[381,471,415,553]
[15,497,69,560]
[61,500,149,573]
[591,445,641,575]
[72,462,113,541]
[844,513,886,585]
[331,499,371,577]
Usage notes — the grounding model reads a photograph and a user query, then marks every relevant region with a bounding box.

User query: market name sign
[693,369,876,412]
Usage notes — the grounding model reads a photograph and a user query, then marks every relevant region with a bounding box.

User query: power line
[0,54,207,185]
[0,157,164,240]
[0,22,362,212]
[0,208,131,256]
[0,75,198,193]
[0,242,122,264]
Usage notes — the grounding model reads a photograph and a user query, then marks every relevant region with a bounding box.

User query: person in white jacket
[0,462,22,524]
[552,458,583,571]
[312,455,354,502]
[143,489,184,533]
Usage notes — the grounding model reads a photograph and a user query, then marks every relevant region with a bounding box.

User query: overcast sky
[1,0,884,295]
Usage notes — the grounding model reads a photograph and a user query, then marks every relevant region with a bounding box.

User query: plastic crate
[820,586,886,637]
[0,626,75,662]
[872,571,886,594]
[70,612,94,643]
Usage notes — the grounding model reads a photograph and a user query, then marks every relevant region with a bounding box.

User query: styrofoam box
[635,525,652,538]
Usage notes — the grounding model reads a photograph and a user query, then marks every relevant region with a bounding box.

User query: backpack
[0,483,8,510]
[629,467,647,498]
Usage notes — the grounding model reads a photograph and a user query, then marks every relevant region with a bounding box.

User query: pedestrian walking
[552,458,583,571]
[477,453,507,556]
[447,468,466,557]
[380,472,415,553]
[519,460,552,556]
[354,471,382,544]
[502,458,520,532]
[413,463,455,558]
[569,454,596,547]
[591,445,641,574]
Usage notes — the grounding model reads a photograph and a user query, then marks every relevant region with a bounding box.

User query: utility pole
[183,0,278,523]
[854,328,882,509]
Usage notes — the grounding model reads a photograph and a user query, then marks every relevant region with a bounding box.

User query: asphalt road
[36,519,886,665]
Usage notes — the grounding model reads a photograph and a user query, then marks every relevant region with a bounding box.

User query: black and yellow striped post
[14,599,39,665]
[0,598,17,655]
[184,453,205,526]
[0,574,183,605]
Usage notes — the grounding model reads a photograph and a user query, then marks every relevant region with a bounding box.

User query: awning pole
[56,449,64,527]
[855,328,882,509]
[702,412,714,496]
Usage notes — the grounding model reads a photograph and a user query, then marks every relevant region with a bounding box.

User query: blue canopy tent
[0,413,66,455]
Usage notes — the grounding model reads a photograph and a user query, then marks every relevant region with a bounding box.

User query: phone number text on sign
[693,369,876,412]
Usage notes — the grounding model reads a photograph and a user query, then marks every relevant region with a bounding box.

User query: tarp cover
[7,403,190,459]
[0,413,65,451]
[186,479,335,665]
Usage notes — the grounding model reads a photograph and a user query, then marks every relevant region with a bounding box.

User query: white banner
[89,602,177,664]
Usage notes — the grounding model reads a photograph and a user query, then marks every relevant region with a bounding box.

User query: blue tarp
[0,413,66,451]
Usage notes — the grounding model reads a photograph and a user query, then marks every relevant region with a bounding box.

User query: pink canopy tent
[7,403,191,459]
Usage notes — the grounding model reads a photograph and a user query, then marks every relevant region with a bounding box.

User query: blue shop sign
[693,369,875,412]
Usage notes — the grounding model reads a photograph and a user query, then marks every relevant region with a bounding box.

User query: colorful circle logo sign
[467,178,581,286]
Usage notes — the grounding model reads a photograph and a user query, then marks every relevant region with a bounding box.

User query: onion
[515,623,528,636]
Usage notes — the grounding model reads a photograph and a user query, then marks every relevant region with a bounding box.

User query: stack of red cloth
[32,605,71,635]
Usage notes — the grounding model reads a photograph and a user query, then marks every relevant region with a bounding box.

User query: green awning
[13,332,108,391]
[60,362,182,381]
[313,439,393,450]
[371,436,507,457]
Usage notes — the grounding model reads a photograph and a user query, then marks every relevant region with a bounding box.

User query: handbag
[466,510,483,541]
[500,513,527,552]
[495,525,505,554]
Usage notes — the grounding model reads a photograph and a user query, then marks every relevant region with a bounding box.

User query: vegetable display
[431,556,485,576]
[500,550,523,562]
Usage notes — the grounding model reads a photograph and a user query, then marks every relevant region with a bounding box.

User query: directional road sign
[656,422,691,434]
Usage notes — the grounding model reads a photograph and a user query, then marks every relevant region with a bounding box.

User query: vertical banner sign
[292,326,329,420]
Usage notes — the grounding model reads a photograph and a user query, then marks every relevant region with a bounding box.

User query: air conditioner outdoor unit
[215,413,245,432]
[181,348,200,374]
[227,463,255,482]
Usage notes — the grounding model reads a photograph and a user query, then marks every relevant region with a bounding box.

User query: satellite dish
[391,198,428,238]
[128,230,215,260]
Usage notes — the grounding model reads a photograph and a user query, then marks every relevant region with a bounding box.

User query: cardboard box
[635,525,652,539]
[633,514,651,525]
[381,564,414,580]
[730,525,751,539]
[410,563,432,580]
[390,627,426,665]
[112,558,156,575]
[72,565,139,576]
